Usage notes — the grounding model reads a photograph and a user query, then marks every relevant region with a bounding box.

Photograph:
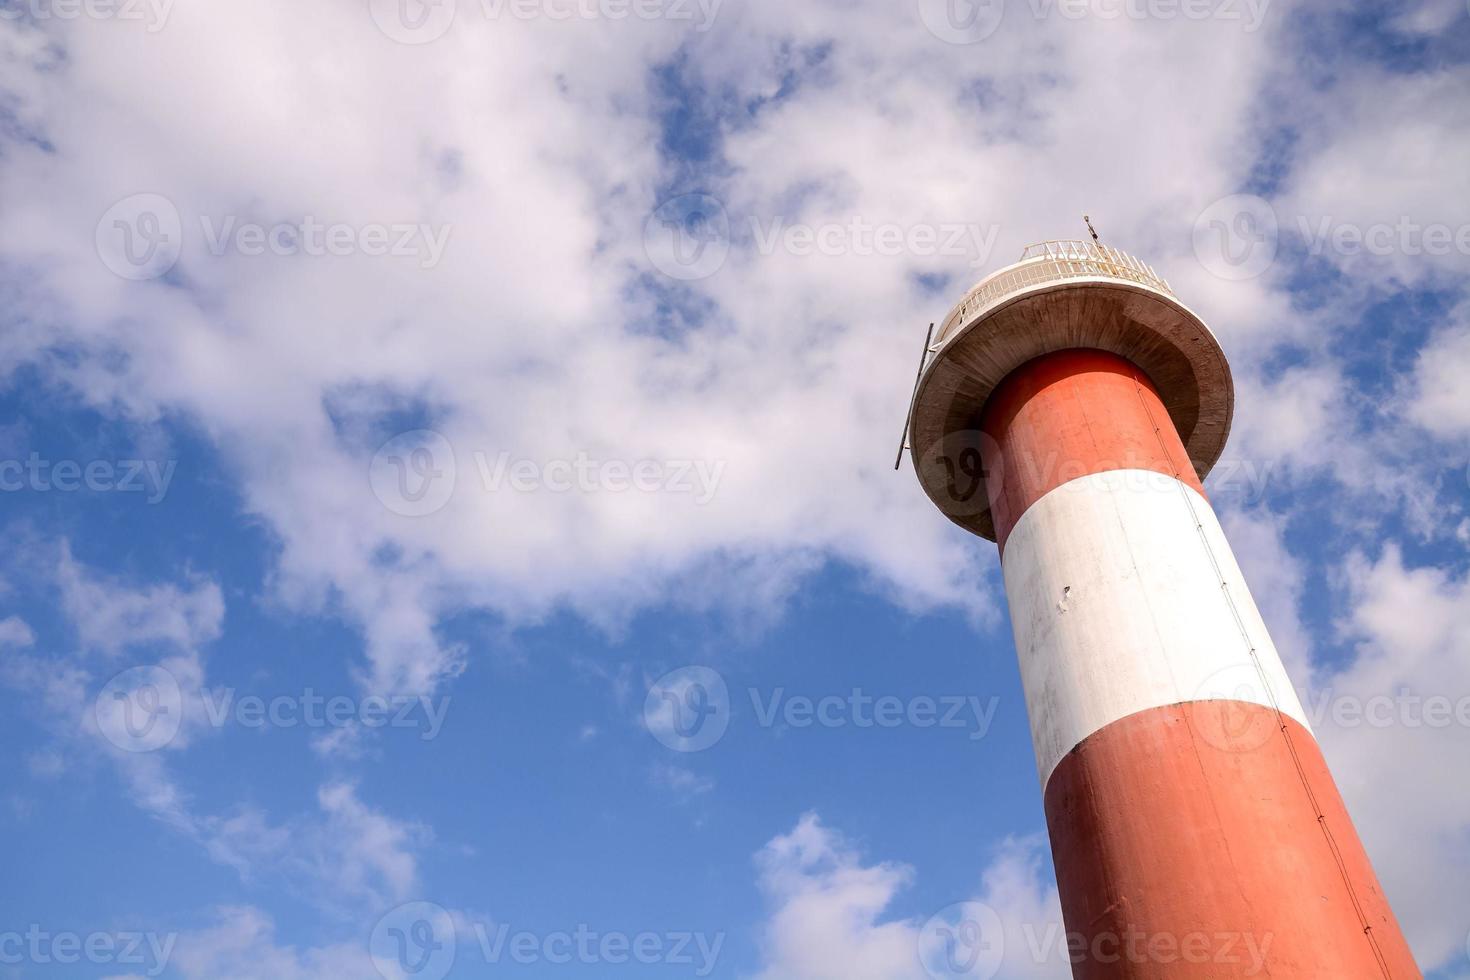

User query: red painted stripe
[1043,701,1420,978]
[979,349,1204,552]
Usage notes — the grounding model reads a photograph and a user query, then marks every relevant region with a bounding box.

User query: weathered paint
[981,348,1419,978]
[1046,703,1420,978]
[998,466,1310,787]
[980,348,1203,554]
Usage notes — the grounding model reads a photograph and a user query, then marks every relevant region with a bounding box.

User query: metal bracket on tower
[894,322,936,471]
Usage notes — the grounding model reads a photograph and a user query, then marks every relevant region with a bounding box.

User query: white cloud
[1225,358,1461,543]
[1,2,1468,972]
[0,0,1318,696]
[316,780,427,904]
[650,761,716,799]
[1275,58,1470,292]
[0,613,35,649]
[752,813,1065,979]
[1385,0,1466,34]
[1409,307,1470,439]
[57,541,224,658]
[1223,509,1470,973]
[110,763,427,912]
[1314,546,1470,971]
[0,548,429,914]
[753,812,922,980]
[1228,365,1342,472]
[164,906,374,980]
[1218,505,1316,680]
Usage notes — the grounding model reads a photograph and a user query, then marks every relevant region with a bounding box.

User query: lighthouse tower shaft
[907,241,1419,977]
[984,348,1415,977]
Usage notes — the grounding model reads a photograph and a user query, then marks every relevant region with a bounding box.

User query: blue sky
[0,0,1468,977]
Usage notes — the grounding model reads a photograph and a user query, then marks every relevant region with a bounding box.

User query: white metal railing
[933,240,1173,348]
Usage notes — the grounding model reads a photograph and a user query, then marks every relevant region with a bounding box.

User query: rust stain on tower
[907,239,1420,977]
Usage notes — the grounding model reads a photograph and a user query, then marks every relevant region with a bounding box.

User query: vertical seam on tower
[1127,369,1394,980]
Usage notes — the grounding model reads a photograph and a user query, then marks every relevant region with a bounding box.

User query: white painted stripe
[1001,468,1313,788]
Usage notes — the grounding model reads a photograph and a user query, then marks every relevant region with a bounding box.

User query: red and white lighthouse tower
[908,239,1419,977]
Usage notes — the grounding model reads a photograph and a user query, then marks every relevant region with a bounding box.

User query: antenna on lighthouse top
[1084,214,1101,244]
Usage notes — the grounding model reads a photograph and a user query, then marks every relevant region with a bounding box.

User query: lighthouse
[907,239,1419,977]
